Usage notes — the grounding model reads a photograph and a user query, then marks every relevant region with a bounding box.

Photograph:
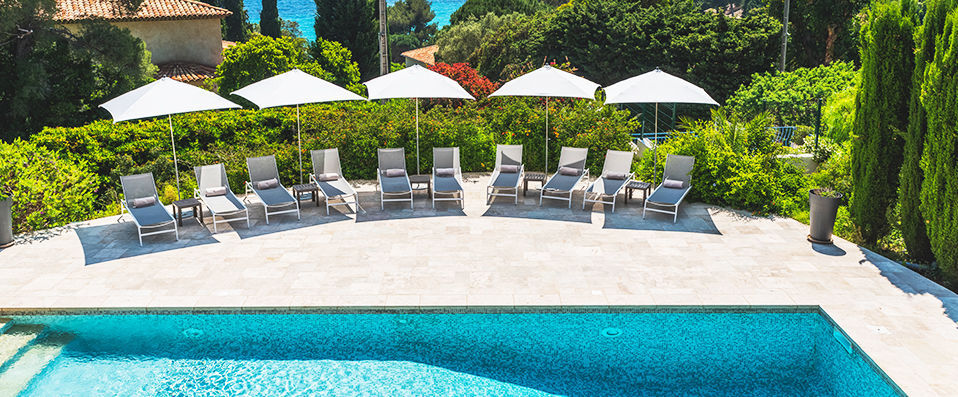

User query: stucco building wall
[62,18,223,66]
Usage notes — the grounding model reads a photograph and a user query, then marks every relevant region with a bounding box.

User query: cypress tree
[849,0,914,243]
[919,7,958,281]
[260,0,282,38]
[314,0,379,79]
[899,0,955,262]
[222,0,249,42]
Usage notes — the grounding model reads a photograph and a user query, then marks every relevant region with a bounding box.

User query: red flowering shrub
[428,62,501,99]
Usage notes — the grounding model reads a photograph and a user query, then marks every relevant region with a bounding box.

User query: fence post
[814,98,822,151]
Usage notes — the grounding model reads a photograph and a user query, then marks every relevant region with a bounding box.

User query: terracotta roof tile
[156,62,216,83]
[54,0,231,22]
[400,45,438,66]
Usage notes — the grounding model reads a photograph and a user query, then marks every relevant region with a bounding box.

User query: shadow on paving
[235,202,354,239]
[352,191,467,223]
[76,219,218,266]
[861,248,958,325]
[480,190,593,223]
[600,203,721,235]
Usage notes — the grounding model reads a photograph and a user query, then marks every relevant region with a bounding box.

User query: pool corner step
[0,332,73,396]
[0,325,45,368]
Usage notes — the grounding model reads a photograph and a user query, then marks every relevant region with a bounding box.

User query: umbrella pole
[415,98,420,175]
[545,97,549,172]
[654,103,659,184]
[168,115,181,200]
[297,104,303,184]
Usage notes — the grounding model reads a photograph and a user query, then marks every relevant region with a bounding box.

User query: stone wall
[62,18,224,66]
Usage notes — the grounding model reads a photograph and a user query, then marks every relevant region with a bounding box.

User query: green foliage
[537,0,780,100]
[215,35,361,98]
[900,0,954,262]
[920,6,958,281]
[309,39,363,90]
[314,0,379,79]
[810,140,853,198]
[636,110,807,215]
[820,83,858,142]
[473,12,550,81]
[435,12,525,64]
[726,62,858,128]
[388,0,438,62]
[0,15,155,140]
[449,0,548,25]
[764,0,868,67]
[260,0,282,38]
[849,0,914,244]
[0,140,97,233]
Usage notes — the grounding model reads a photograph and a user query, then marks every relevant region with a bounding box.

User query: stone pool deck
[1,174,957,395]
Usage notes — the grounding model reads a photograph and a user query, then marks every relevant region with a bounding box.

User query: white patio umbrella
[100,77,241,200]
[231,69,366,183]
[604,68,719,176]
[489,65,599,172]
[364,64,474,174]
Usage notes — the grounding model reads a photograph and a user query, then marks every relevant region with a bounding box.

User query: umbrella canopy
[604,68,718,105]
[100,77,241,199]
[231,69,365,108]
[101,77,241,123]
[364,64,474,100]
[232,69,366,183]
[489,65,600,99]
[488,65,600,172]
[364,65,474,174]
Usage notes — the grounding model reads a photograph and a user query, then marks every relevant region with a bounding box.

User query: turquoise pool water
[246,0,465,41]
[6,309,900,396]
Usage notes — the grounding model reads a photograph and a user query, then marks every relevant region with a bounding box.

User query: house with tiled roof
[53,0,232,83]
[400,45,438,67]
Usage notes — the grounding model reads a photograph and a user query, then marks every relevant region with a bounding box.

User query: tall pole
[779,0,790,71]
[653,103,659,184]
[545,97,549,172]
[378,0,389,76]
[297,104,303,184]
[168,115,180,200]
[415,98,420,175]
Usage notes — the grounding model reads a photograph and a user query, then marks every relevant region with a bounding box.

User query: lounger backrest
[433,147,460,170]
[556,147,588,171]
[663,154,695,186]
[120,173,159,205]
[496,145,522,168]
[194,164,232,194]
[311,148,343,176]
[602,150,634,175]
[247,155,280,184]
[378,148,406,171]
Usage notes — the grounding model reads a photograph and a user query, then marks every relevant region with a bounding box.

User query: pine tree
[314,0,379,79]
[849,0,914,243]
[260,0,281,38]
[222,0,248,42]
[919,7,958,281]
[899,0,955,262]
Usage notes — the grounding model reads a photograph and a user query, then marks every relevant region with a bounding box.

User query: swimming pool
[2,308,901,396]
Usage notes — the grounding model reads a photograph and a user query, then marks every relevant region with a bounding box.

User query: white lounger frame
[194,189,250,233]
[243,183,301,224]
[119,201,178,246]
[582,172,634,212]
[539,169,589,208]
[643,188,692,223]
[377,169,414,210]
[310,174,362,215]
[486,164,524,205]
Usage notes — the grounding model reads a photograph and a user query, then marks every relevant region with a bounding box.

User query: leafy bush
[635,110,808,215]
[435,12,525,64]
[820,84,858,142]
[449,0,548,25]
[428,62,501,99]
[0,140,97,233]
[726,62,858,128]
[387,0,438,62]
[473,12,551,81]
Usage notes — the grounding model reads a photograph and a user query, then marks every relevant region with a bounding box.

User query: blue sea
[245,0,465,41]
[8,310,901,396]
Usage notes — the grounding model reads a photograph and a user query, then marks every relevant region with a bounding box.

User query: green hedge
[32,99,635,213]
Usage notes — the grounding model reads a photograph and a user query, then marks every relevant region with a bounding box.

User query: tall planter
[0,196,12,248]
[808,189,843,244]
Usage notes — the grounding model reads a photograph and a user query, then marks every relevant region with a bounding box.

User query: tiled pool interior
[4,308,901,396]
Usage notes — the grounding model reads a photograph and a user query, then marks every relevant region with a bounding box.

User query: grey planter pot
[0,197,12,248]
[808,189,843,244]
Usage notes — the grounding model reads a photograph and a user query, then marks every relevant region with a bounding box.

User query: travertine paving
[1,174,957,395]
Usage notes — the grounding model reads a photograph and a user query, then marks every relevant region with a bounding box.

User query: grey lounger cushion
[127,203,173,227]
[434,175,463,193]
[251,185,295,206]
[203,191,246,214]
[317,178,355,197]
[381,176,411,193]
[543,173,581,191]
[491,171,521,188]
[588,177,629,195]
[647,186,691,205]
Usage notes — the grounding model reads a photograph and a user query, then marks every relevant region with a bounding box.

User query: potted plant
[808,187,843,244]
[0,193,11,248]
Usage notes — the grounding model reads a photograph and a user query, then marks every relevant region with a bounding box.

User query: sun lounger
[582,150,635,212]
[432,147,464,208]
[377,148,413,210]
[119,173,177,245]
[244,155,300,224]
[644,154,695,223]
[539,147,589,208]
[194,164,250,232]
[486,145,524,205]
[309,148,361,215]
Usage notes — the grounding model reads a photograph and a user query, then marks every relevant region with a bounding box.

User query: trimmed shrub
[449,0,548,25]
[0,140,97,233]
[428,62,501,99]
[849,0,914,244]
